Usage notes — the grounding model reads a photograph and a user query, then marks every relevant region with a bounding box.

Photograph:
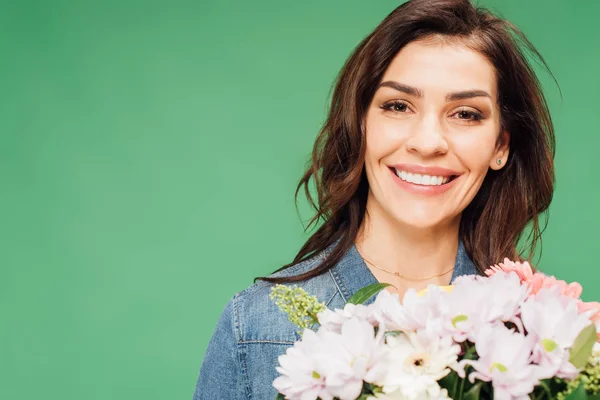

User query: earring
[496,158,502,165]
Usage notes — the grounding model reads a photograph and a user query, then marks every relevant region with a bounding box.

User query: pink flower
[444,272,527,343]
[456,324,540,399]
[371,286,448,335]
[486,258,583,300]
[529,274,582,299]
[317,303,377,334]
[486,258,534,282]
[578,301,600,321]
[520,287,592,380]
[578,301,600,342]
[273,329,335,400]
[274,317,389,400]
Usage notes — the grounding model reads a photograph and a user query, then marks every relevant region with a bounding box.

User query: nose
[405,115,449,157]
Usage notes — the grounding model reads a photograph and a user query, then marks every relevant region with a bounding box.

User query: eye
[380,100,411,114]
[452,108,484,122]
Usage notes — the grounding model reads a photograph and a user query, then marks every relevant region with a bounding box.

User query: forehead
[381,38,497,97]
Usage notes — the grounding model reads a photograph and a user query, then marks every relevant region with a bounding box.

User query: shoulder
[230,248,341,343]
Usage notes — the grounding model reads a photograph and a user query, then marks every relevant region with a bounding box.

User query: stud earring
[496,159,502,165]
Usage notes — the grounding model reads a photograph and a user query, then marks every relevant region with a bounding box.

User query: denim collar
[327,239,479,305]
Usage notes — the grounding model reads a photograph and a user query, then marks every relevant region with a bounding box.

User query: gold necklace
[361,256,455,281]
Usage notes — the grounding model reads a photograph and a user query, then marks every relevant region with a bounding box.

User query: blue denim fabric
[193,240,479,399]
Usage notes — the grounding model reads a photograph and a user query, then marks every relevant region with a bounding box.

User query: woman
[193,0,554,398]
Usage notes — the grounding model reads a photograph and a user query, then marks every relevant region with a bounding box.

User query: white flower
[275,316,388,400]
[445,272,527,342]
[273,329,335,400]
[321,317,389,399]
[367,387,450,400]
[371,286,449,337]
[370,290,406,330]
[456,324,538,400]
[521,287,593,380]
[379,329,459,400]
[317,303,376,334]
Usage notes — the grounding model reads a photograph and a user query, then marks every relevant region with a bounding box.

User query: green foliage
[270,284,327,331]
[565,383,588,400]
[463,382,484,400]
[555,344,600,400]
[347,283,392,305]
[438,342,495,400]
[570,325,598,369]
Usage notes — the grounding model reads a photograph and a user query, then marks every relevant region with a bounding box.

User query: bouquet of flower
[270,259,600,400]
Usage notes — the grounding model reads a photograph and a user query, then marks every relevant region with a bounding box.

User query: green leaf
[438,371,459,397]
[535,380,553,399]
[565,383,588,400]
[463,382,484,400]
[347,283,392,305]
[462,343,478,360]
[275,393,286,400]
[570,324,598,369]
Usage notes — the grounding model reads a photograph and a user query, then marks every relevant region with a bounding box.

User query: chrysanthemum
[273,329,335,400]
[320,317,389,399]
[317,303,376,334]
[486,258,535,282]
[521,287,593,379]
[456,324,539,399]
[371,285,449,337]
[578,301,600,342]
[443,272,527,342]
[379,329,459,400]
[367,387,450,400]
[486,258,583,300]
[274,316,388,400]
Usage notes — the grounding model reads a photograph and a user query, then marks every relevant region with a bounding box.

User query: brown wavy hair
[260,0,555,283]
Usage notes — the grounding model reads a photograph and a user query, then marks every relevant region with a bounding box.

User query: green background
[1,0,599,398]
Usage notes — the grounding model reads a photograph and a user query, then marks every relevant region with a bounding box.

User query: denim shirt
[193,240,479,400]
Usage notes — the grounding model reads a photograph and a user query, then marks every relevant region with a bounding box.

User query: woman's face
[364,38,510,230]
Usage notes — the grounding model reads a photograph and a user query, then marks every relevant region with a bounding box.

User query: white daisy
[379,329,460,400]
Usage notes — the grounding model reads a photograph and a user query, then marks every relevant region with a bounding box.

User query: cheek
[365,116,406,162]
[452,133,498,173]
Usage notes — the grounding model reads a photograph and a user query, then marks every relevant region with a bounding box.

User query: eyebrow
[377,81,491,101]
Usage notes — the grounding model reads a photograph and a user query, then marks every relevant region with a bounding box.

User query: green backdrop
[1,0,599,398]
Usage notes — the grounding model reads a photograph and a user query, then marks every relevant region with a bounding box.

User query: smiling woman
[359,38,515,289]
[193,0,554,398]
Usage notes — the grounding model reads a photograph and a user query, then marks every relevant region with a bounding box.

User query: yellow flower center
[542,338,558,352]
[490,362,508,373]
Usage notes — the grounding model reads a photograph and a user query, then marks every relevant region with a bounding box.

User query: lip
[388,165,460,195]
[389,163,462,177]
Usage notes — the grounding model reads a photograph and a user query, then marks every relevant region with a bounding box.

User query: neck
[355,193,461,282]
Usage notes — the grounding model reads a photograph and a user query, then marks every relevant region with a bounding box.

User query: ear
[490,130,510,170]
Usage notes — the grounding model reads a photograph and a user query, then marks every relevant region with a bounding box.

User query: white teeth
[394,168,452,186]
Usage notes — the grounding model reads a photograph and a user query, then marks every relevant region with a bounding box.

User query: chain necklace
[361,256,455,281]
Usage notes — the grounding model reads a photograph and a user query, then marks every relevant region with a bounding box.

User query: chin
[398,219,443,230]
[388,207,452,230]
[390,214,444,230]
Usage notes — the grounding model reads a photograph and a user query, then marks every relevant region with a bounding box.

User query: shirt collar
[328,238,479,305]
